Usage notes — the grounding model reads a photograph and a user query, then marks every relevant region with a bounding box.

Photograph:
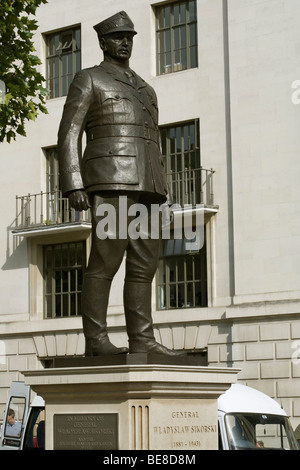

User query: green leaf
[16,124,27,136]
[5,92,13,106]
[6,129,16,143]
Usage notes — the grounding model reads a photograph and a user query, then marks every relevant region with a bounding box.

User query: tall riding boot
[124,281,185,356]
[82,277,128,356]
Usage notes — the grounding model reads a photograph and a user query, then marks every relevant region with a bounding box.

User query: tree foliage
[0,0,48,143]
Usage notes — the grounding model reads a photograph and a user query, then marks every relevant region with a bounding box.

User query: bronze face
[100,32,134,66]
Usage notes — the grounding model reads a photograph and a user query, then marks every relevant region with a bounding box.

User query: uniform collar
[100,61,146,89]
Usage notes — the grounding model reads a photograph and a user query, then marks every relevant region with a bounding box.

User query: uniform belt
[87,125,158,142]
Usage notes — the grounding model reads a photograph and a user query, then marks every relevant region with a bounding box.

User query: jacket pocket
[101,90,133,118]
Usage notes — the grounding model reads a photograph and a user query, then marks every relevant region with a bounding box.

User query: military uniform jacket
[58,61,168,202]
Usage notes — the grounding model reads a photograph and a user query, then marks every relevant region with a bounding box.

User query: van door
[0,381,31,450]
[218,412,229,450]
[22,399,45,450]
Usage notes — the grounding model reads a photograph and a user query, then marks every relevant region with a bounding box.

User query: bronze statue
[58,11,183,357]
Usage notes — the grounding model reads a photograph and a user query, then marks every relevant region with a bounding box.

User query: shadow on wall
[2,223,28,270]
[218,315,233,367]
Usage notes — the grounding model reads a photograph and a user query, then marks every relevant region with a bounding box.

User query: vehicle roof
[31,395,45,407]
[218,383,287,416]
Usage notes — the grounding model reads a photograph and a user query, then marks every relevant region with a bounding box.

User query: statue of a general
[58,11,183,357]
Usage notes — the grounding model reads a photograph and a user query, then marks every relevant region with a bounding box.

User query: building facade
[0,0,300,436]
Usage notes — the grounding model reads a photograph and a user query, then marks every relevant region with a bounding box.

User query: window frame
[43,241,86,319]
[155,0,198,75]
[45,146,60,194]
[45,25,81,99]
[160,118,200,172]
[160,119,202,207]
[157,232,208,310]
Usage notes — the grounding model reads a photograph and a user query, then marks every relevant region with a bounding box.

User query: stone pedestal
[23,355,239,451]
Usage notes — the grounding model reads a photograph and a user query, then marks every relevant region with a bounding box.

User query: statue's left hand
[69,190,91,211]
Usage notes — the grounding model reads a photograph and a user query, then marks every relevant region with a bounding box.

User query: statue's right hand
[69,190,91,211]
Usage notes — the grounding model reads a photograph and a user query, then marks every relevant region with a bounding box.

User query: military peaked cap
[93,11,137,37]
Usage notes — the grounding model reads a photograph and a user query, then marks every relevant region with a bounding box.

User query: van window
[2,397,26,445]
[225,413,298,450]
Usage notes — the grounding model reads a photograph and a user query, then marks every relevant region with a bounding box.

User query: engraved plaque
[150,400,218,450]
[54,413,118,450]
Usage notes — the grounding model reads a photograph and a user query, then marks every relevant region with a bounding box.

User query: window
[44,147,84,224]
[157,236,207,309]
[44,241,86,318]
[45,26,81,99]
[45,147,60,194]
[44,147,66,224]
[158,119,208,310]
[3,398,26,440]
[156,0,198,75]
[160,120,201,206]
[225,413,299,450]
[45,147,64,224]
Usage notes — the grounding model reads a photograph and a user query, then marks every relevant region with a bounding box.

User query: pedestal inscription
[150,400,218,450]
[54,413,118,450]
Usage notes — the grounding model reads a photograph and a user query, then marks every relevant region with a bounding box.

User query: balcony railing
[15,190,91,229]
[166,167,215,207]
[14,168,216,230]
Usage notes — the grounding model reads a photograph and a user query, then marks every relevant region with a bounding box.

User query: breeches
[85,192,161,283]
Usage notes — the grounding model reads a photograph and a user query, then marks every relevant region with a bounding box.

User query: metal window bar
[166,167,215,207]
[44,242,85,318]
[157,248,207,310]
[45,27,81,99]
[15,190,90,228]
[156,0,198,75]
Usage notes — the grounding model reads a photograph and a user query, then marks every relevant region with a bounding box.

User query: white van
[1,381,298,450]
[0,381,45,450]
[218,383,299,450]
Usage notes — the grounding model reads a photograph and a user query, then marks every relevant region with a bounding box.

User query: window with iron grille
[158,119,207,310]
[157,236,207,310]
[155,0,198,75]
[45,26,81,99]
[44,241,86,318]
[160,119,201,206]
